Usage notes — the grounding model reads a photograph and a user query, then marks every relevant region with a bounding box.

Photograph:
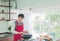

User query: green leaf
[8,26,11,32]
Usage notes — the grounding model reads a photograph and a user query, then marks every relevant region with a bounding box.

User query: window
[29,13,60,40]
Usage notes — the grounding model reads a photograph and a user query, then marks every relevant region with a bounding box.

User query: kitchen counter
[0,34,13,39]
[0,32,13,41]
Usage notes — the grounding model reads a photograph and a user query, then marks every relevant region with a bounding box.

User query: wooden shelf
[0,20,9,21]
[0,19,16,21]
[0,5,12,8]
[0,12,16,14]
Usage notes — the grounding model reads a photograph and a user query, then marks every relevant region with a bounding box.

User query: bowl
[22,34,32,39]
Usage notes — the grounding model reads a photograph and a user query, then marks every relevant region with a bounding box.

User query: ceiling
[16,0,60,9]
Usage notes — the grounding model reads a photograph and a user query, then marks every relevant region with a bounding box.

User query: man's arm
[8,21,15,34]
[10,21,19,34]
[9,21,23,34]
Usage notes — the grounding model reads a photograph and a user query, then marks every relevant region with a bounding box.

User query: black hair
[18,14,24,18]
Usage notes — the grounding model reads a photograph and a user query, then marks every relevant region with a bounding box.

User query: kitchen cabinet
[0,36,13,41]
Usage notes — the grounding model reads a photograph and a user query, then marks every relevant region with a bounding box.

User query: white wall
[0,21,8,33]
[0,1,9,33]
[0,0,60,33]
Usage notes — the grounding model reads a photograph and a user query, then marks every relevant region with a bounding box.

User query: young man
[9,14,28,41]
[14,14,24,41]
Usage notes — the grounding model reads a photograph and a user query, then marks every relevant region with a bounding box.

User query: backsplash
[0,21,8,33]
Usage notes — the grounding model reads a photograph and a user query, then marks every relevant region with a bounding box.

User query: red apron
[14,21,24,41]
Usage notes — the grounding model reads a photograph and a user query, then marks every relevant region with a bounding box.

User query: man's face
[18,17,23,22]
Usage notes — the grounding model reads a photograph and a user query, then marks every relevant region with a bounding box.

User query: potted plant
[0,0,17,9]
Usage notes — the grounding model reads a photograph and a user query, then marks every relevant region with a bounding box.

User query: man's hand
[14,31,23,34]
[18,31,29,34]
[15,31,29,34]
[18,32,23,34]
[23,30,29,34]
